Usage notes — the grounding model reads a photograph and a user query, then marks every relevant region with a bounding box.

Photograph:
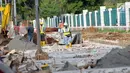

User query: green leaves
[17,0,126,19]
[39,0,67,18]
[67,1,83,13]
[16,0,35,20]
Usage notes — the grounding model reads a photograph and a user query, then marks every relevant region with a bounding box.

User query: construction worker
[62,22,72,48]
[58,20,64,39]
[40,22,46,46]
[27,22,34,42]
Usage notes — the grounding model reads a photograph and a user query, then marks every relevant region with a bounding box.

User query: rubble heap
[35,49,49,60]
[8,36,36,51]
[95,46,130,68]
[58,62,79,71]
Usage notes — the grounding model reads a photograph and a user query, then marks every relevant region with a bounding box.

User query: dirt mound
[95,46,130,68]
[35,49,48,60]
[8,35,37,51]
[104,32,123,40]
[82,27,98,40]
[82,27,98,33]
[82,30,130,41]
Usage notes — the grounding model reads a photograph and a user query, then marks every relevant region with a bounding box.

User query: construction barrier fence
[32,2,130,31]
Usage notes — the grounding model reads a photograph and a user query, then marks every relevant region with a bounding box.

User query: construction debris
[1,27,130,73]
[95,46,130,68]
[72,33,82,44]
[8,35,37,51]
[35,49,49,60]
[58,62,79,71]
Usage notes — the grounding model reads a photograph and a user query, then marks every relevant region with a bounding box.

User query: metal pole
[13,0,17,25]
[35,0,41,50]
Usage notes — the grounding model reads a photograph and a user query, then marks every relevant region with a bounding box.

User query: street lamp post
[35,0,41,50]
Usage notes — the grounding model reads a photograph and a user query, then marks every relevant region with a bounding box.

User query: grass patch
[98,28,130,33]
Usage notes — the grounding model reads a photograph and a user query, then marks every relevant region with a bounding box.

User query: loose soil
[82,27,130,47]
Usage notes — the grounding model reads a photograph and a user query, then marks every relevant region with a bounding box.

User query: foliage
[16,0,129,19]
[16,0,35,20]
[39,0,67,18]
[66,0,83,13]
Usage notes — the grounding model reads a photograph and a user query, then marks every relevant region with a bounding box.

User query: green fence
[91,12,95,26]
[45,6,130,28]
[81,14,84,27]
[120,9,126,26]
[104,9,110,26]
[111,8,117,26]
[86,13,90,26]
[77,15,80,27]
[97,10,101,26]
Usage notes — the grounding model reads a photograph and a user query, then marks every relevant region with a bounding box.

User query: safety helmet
[40,22,43,25]
[59,20,62,23]
[64,22,68,26]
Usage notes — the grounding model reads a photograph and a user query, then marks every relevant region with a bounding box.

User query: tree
[16,0,35,20]
[39,0,67,18]
[82,0,104,11]
[66,0,83,13]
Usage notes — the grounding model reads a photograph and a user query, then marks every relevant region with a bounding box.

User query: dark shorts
[41,33,45,41]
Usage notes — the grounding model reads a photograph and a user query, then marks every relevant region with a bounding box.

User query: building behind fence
[33,2,130,31]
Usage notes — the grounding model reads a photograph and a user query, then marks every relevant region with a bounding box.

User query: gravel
[95,46,130,68]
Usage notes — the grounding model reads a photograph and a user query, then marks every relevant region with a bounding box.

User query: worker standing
[62,22,72,48]
[27,22,34,42]
[58,20,64,39]
[40,22,46,46]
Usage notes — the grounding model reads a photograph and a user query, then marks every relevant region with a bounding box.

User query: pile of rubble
[95,45,130,68]
[1,30,130,73]
[0,35,49,73]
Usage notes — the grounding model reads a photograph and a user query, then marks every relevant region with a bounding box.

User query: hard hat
[64,22,68,26]
[40,22,43,25]
[59,20,61,23]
